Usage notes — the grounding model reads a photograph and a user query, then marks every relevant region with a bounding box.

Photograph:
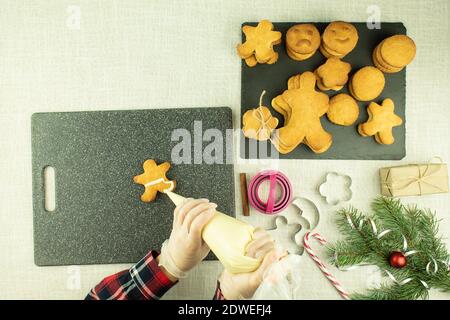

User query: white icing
[144,178,175,192]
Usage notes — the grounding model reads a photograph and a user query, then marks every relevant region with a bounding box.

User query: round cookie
[286,24,321,55]
[319,43,345,59]
[323,41,348,56]
[372,45,403,73]
[287,46,315,61]
[322,21,358,57]
[327,93,359,126]
[350,66,385,101]
[319,44,332,58]
[373,59,398,73]
[379,35,416,68]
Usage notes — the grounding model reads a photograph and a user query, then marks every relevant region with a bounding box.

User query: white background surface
[1,0,449,300]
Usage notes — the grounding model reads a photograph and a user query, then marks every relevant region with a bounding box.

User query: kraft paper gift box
[380,161,449,197]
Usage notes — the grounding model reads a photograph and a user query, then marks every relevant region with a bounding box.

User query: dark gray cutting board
[32,107,235,266]
[241,22,407,160]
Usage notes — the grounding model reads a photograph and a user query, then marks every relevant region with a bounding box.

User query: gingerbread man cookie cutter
[267,196,320,255]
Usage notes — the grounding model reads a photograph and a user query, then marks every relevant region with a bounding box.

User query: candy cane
[303,232,350,300]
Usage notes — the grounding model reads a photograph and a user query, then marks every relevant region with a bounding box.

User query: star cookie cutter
[318,172,352,206]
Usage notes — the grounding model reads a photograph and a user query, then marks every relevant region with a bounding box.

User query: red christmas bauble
[389,251,407,268]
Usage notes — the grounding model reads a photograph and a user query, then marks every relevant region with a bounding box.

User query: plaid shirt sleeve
[85,250,177,300]
[213,281,226,300]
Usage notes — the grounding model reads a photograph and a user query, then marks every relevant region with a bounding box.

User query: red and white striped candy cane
[303,232,350,300]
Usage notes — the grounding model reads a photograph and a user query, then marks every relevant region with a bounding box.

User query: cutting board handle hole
[44,166,56,212]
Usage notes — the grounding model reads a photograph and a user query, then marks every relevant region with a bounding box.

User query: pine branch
[327,241,371,267]
[328,196,450,300]
[351,281,429,300]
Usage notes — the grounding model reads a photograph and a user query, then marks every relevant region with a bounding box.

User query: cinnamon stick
[239,173,250,216]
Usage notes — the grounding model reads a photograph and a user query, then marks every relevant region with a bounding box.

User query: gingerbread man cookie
[237,20,282,67]
[271,72,332,154]
[133,159,176,202]
[358,98,403,145]
[242,91,279,141]
[314,57,352,91]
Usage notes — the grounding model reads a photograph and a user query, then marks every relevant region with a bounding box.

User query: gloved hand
[218,228,277,299]
[158,198,217,279]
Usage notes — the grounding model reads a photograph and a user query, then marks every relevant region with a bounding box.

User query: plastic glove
[218,228,277,299]
[158,198,217,279]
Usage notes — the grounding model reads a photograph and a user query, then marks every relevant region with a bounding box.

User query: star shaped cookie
[358,98,403,145]
[133,159,176,202]
[315,57,352,91]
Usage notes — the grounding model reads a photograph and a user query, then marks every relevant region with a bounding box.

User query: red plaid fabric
[86,250,225,300]
[213,281,225,300]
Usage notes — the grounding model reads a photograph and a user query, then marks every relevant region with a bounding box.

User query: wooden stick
[239,173,250,216]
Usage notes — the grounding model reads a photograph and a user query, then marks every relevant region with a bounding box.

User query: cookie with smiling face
[286,24,321,61]
[320,21,358,58]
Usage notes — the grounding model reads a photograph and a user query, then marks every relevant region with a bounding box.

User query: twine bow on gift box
[381,157,449,196]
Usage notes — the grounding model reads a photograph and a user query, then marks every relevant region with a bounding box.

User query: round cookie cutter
[318,172,352,206]
[247,170,293,215]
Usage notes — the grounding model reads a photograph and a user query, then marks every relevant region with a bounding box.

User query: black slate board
[32,107,235,266]
[240,22,407,160]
